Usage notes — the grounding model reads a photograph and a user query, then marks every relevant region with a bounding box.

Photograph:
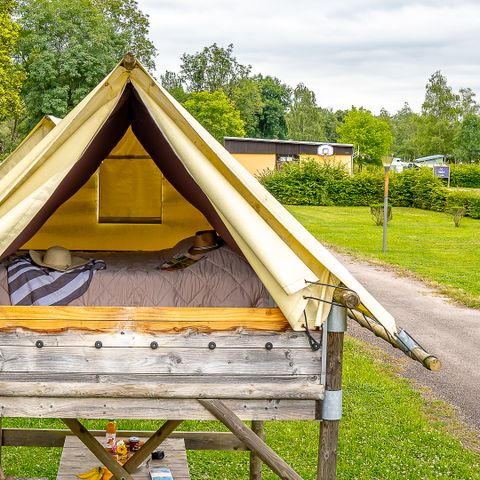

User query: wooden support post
[317,305,346,480]
[199,399,303,480]
[249,420,265,480]
[0,416,4,480]
[62,418,134,480]
[123,420,182,473]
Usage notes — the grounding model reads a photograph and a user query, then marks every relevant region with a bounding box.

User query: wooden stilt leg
[62,418,134,480]
[249,420,264,480]
[0,416,4,480]
[199,399,303,480]
[123,420,182,473]
[317,305,346,480]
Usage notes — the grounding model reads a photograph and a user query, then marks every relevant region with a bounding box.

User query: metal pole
[382,165,390,254]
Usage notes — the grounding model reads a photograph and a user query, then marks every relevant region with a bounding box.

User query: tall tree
[0,0,24,157]
[286,83,326,141]
[415,71,459,158]
[454,113,480,163]
[337,107,393,167]
[179,43,251,93]
[391,102,420,161]
[229,77,263,137]
[254,75,291,139]
[93,0,156,70]
[160,70,188,103]
[16,0,156,128]
[183,90,245,143]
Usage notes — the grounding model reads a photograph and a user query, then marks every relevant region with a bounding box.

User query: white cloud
[138,0,480,114]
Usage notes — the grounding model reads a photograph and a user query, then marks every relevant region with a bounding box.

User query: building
[224,137,354,175]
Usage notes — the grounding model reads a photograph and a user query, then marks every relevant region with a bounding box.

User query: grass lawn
[288,206,480,308]
[3,338,480,479]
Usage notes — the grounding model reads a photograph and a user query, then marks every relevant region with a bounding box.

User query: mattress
[0,242,275,308]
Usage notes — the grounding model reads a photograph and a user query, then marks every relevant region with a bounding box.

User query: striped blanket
[7,255,105,306]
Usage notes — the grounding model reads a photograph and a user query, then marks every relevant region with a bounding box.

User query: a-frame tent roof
[0,55,398,338]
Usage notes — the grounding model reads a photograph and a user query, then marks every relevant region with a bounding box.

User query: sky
[137,0,480,115]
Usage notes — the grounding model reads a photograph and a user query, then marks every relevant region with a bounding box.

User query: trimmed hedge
[450,164,480,188]
[446,190,480,219]
[258,160,480,219]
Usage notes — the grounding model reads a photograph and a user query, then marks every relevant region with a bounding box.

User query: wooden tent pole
[317,305,346,480]
[249,420,265,480]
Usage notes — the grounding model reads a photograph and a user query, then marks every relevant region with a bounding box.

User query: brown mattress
[0,243,274,308]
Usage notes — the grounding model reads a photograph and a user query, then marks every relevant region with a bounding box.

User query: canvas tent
[0,55,440,480]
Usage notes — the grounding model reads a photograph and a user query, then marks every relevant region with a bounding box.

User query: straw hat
[29,246,89,272]
[188,230,224,255]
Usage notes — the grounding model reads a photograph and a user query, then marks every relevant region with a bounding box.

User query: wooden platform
[57,437,190,480]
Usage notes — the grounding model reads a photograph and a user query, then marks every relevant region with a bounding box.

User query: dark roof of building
[224,137,354,156]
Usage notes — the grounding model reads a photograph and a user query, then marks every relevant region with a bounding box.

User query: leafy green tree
[0,0,23,119]
[391,102,420,161]
[229,78,263,138]
[254,75,291,139]
[93,0,156,70]
[180,43,250,93]
[0,0,24,157]
[318,107,340,143]
[183,90,245,143]
[458,87,479,119]
[16,0,156,129]
[337,107,393,167]
[286,83,326,141]
[454,113,480,163]
[160,70,188,103]
[416,71,459,158]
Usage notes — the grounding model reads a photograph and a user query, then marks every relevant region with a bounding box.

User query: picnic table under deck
[57,437,190,480]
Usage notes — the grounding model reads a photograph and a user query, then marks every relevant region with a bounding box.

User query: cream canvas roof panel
[0,56,439,370]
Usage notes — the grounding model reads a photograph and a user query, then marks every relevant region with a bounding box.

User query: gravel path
[336,252,480,432]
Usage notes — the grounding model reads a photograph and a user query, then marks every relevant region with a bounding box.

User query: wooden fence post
[250,421,265,480]
[317,304,346,480]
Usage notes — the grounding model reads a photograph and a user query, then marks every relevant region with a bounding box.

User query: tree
[179,43,251,93]
[391,102,420,161]
[160,70,188,103]
[286,83,326,141]
[454,113,480,163]
[229,77,263,137]
[183,90,245,143]
[458,87,479,119]
[254,75,291,139]
[0,0,24,157]
[337,107,393,167]
[416,71,459,158]
[16,0,156,129]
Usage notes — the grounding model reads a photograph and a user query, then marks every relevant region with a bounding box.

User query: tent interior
[0,83,280,309]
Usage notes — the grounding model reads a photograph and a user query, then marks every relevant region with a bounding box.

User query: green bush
[446,190,480,219]
[257,162,480,218]
[450,164,480,188]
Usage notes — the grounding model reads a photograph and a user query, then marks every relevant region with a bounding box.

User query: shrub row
[258,160,480,218]
[450,164,480,188]
[446,190,480,219]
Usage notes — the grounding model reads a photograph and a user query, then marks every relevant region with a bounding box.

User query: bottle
[105,419,117,448]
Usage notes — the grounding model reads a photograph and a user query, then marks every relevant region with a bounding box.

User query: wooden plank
[0,381,324,400]
[0,373,321,385]
[124,420,182,472]
[2,429,247,450]
[0,346,320,376]
[250,421,264,480]
[200,399,303,480]
[58,437,190,480]
[0,329,319,349]
[0,398,318,420]
[61,419,133,480]
[0,307,289,333]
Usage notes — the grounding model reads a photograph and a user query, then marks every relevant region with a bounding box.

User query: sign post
[433,165,451,188]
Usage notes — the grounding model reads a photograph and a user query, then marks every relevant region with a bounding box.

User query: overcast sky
[137,0,480,114]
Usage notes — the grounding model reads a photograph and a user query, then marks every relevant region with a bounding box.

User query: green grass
[3,338,480,479]
[288,206,480,308]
